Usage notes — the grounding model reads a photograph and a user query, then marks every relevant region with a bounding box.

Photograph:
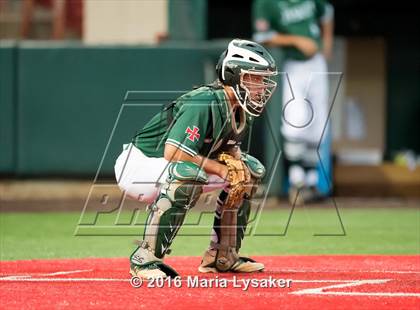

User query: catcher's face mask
[239,69,277,116]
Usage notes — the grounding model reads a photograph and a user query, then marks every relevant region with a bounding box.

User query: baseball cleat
[301,186,326,204]
[230,257,264,273]
[130,263,167,279]
[198,249,218,273]
[289,185,326,206]
[198,249,264,273]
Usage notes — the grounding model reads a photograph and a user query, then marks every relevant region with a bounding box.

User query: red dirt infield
[1,255,419,309]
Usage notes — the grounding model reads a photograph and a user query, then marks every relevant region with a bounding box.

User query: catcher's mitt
[218,153,251,208]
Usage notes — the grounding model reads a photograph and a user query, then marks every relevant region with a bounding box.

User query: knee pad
[163,161,208,209]
[241,153,266,180]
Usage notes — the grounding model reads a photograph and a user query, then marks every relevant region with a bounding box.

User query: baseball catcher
[114,39,278,279]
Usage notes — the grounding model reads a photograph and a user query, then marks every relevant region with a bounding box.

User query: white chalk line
[0,269,93,280]
[42,269,94,276]
[291,279,390,294]
[0,275,33,280]
[312,292,420,297]
[291,279,420,297]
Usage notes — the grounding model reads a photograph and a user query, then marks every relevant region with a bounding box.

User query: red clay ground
[1,256,419,309]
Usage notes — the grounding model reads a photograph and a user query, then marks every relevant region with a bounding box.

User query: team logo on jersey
[185,126,200,142]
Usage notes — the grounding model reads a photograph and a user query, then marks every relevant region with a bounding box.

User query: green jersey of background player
[128,39,278,279]
[253,0,334,61]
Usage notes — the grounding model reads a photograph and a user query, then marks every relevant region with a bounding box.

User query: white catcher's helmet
[216,39,278,116]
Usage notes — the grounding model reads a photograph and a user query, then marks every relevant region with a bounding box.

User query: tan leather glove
[218,153,251,208]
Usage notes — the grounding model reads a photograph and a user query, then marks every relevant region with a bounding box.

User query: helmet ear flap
[223,66,236,85]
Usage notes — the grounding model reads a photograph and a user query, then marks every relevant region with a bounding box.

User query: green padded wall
[16,44,210,176]
[0,42,16,173]
[168,0,207,40]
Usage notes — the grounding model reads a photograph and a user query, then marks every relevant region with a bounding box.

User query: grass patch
[0,206,419,260]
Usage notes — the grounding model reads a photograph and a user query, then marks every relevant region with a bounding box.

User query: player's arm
[252,1,317,57]
[164,144,228,179]
[263,34,318,57]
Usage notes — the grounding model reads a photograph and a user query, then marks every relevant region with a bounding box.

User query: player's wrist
[288,35,300,46]
[270,34,294,47]
[219,164,229,180]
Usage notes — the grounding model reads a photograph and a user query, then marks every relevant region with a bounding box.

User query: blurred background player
[252,0,334,205]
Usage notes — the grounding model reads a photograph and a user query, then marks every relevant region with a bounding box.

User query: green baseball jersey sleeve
[165,101,210,157]
[132,87,218,158]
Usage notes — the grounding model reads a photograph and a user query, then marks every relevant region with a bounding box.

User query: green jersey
[253,0,331,61]
[132,86,254,159]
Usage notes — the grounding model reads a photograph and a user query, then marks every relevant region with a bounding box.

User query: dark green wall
[14,43,219,176]
[168,0,207,41]
[0,42,16,173]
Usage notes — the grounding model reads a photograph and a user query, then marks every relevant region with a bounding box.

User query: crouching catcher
[114,39,278,279]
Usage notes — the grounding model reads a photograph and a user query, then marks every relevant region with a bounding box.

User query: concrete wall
[84,0,167,44]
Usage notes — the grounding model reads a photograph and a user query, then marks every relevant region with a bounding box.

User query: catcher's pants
[281,53,329,144]
[114,143,227,203]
